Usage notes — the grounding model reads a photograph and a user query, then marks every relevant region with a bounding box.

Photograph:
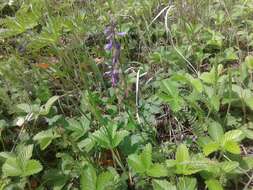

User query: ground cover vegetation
[0,0,253,189]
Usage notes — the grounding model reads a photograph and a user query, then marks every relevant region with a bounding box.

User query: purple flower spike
[104,20,126,87]
[104,26,112,36]
[104,40,113,50]
[114,41,121,50]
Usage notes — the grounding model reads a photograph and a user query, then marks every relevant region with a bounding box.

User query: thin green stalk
[111,149,125,173]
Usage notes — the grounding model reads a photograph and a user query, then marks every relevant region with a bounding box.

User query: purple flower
[117,32,127,36]
[104,21,126,87]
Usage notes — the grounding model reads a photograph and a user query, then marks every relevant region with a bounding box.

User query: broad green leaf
[152,179,176,190]
[223,141,240,154]
[22,159,43,177]
[80,164,97,190]
[40,96,59,115]
[127,154,146,174]
[205,179,223,190]
[33,129,60,150]
[66,117,90,141]
[147,163,168,177]
[16,103,32,113]
[177,177,197,190]
[203,142,220,156]
[208,122,224,142]
[176,144,189,162]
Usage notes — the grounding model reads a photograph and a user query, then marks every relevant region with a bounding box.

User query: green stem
[111,149,125,172]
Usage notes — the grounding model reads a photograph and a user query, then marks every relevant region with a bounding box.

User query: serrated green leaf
[2,157,22,177]
[176,144,189,163]
[176,161,203,175]
[166,159,177,168]
[96,171,115,190]
[92,127,111,149]
[127,154,146,174]
[78,138,95,152]
[140,143,152,169]
[18,144,33,161]
[92,124,128,149]
[42,169,68,190]
[223,130,244,142]
[205,179,223,190]
[66,117,90,141]
[177,177,197,190]
[152,179,176,190]
[219,161,239,173]
[112,130,129,148]
[147,163,168,177]
[2,157,42,177]
[22,159,43,177]
[80,164,97,190]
